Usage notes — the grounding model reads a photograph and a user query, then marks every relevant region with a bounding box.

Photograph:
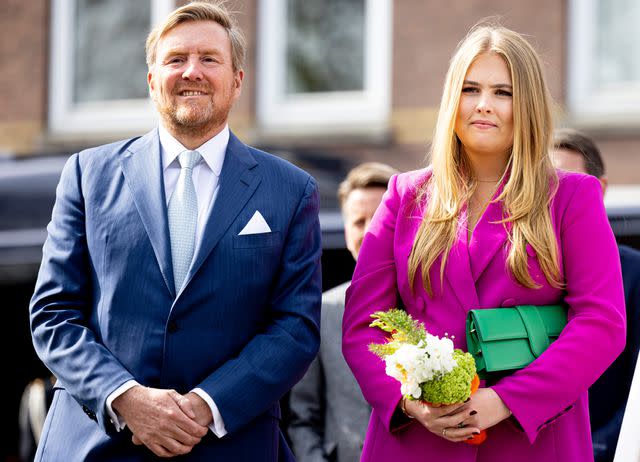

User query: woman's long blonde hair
[408,24,563,296]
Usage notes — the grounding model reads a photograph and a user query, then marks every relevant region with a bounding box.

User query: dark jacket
[590,244,640,462]
[288,282,371,462]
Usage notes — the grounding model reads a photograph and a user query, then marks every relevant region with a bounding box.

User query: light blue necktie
[168,150,201,293]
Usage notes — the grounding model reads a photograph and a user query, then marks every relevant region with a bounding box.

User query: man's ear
[234,69,244,97]
[147,69,155,94]
[599,176,608,196]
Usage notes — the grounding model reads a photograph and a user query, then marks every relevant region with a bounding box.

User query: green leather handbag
[466,305,568,381]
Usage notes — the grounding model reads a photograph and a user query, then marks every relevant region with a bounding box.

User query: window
[49,0,174,136]
[257,0,392,136]
[568,0,640,125]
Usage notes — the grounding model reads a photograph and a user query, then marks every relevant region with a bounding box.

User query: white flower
[383,336,457,400]
[424,334,457,374]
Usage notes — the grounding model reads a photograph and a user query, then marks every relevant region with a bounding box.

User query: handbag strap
[515,305,550,358]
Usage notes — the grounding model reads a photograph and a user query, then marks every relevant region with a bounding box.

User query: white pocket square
[238,211,272,235]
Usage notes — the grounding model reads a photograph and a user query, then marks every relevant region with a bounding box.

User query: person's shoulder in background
[322,281,350,308]
[619,244,640,274]
[618,243,640,351]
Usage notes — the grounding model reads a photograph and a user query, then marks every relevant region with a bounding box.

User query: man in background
[552,128,640,462]
[288,162,399,462]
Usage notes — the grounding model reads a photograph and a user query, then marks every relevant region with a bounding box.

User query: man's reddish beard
[153,84,233,135]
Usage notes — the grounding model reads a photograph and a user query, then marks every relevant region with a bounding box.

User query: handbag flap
[471,309,527,341]
[515,305,549,358]
[470,305,566,342]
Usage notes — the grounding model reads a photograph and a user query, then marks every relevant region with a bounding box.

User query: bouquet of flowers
[369,308,486,444]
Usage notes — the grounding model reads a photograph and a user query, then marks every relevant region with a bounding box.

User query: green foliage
[368,308,427,346]
[368,342,399,358]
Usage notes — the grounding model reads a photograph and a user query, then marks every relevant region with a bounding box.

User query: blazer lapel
[468,181,510,283]
[120,129,175,297]
[443,205,480,311]
[180,133,261,293]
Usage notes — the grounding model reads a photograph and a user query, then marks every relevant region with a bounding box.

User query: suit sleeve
[342,174,406,432]
[200,175,322,434]
[29,154,135,433]
[492,175,626,443]
[288,351,328,462]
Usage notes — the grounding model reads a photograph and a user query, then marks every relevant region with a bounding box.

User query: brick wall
[0,0,48,154]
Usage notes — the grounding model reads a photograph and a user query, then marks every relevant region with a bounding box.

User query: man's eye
[168,57,184,64]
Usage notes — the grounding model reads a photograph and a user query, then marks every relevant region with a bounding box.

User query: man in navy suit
[29,2,322,460]
[552,128,640,462]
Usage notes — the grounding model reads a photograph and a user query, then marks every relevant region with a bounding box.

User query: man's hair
[338,162,399,208]
[145,1,246,72]
[553,128,605,178]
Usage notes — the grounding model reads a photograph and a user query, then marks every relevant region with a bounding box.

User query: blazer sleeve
[200,175,322,434]
[342,174,405,432]
[492,174,626,443]
[29,154,135,433]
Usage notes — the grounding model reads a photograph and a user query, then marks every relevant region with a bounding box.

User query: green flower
[419,349,476,404]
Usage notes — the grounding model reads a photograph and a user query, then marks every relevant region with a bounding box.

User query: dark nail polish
[473,431,480,435]
[467,436,474,440]
[470,410,477,416]
[464,398,471,403]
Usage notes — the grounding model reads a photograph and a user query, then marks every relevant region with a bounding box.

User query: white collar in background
[159,124,229,176]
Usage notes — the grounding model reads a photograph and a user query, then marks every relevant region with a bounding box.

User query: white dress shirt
[105,124,229,438]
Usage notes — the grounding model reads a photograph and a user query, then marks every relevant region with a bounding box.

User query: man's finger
[166,424,204,447]
[131,434,143,445]
[149,443,173,458]
[169,390,196,419]
[154,438,194,457]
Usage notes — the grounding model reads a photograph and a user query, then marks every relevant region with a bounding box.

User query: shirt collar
[159,124,229,176]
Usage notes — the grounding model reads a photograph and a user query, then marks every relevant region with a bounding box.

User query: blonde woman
[342,24,625,461]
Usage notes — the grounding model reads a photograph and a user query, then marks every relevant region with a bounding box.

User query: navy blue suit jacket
[590,244,640,462]
[29,129,322,461]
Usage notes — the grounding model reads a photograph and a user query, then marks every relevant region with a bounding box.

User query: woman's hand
[403,398,481,443]
[457,387,512,431]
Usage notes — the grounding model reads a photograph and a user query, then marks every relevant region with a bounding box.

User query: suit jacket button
[167,320,179,333]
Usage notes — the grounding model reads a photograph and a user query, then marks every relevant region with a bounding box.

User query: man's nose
[182,58,203,80]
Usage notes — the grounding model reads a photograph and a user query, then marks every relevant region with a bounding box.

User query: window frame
[48,0,174,137]
[256,0,392,137]
[567,0,640,126]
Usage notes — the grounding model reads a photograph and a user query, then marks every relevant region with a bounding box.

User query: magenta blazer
[342,168,625,462]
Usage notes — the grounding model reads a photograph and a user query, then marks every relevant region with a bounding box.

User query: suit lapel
[120,129,175,297]
[180,133,261,294]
